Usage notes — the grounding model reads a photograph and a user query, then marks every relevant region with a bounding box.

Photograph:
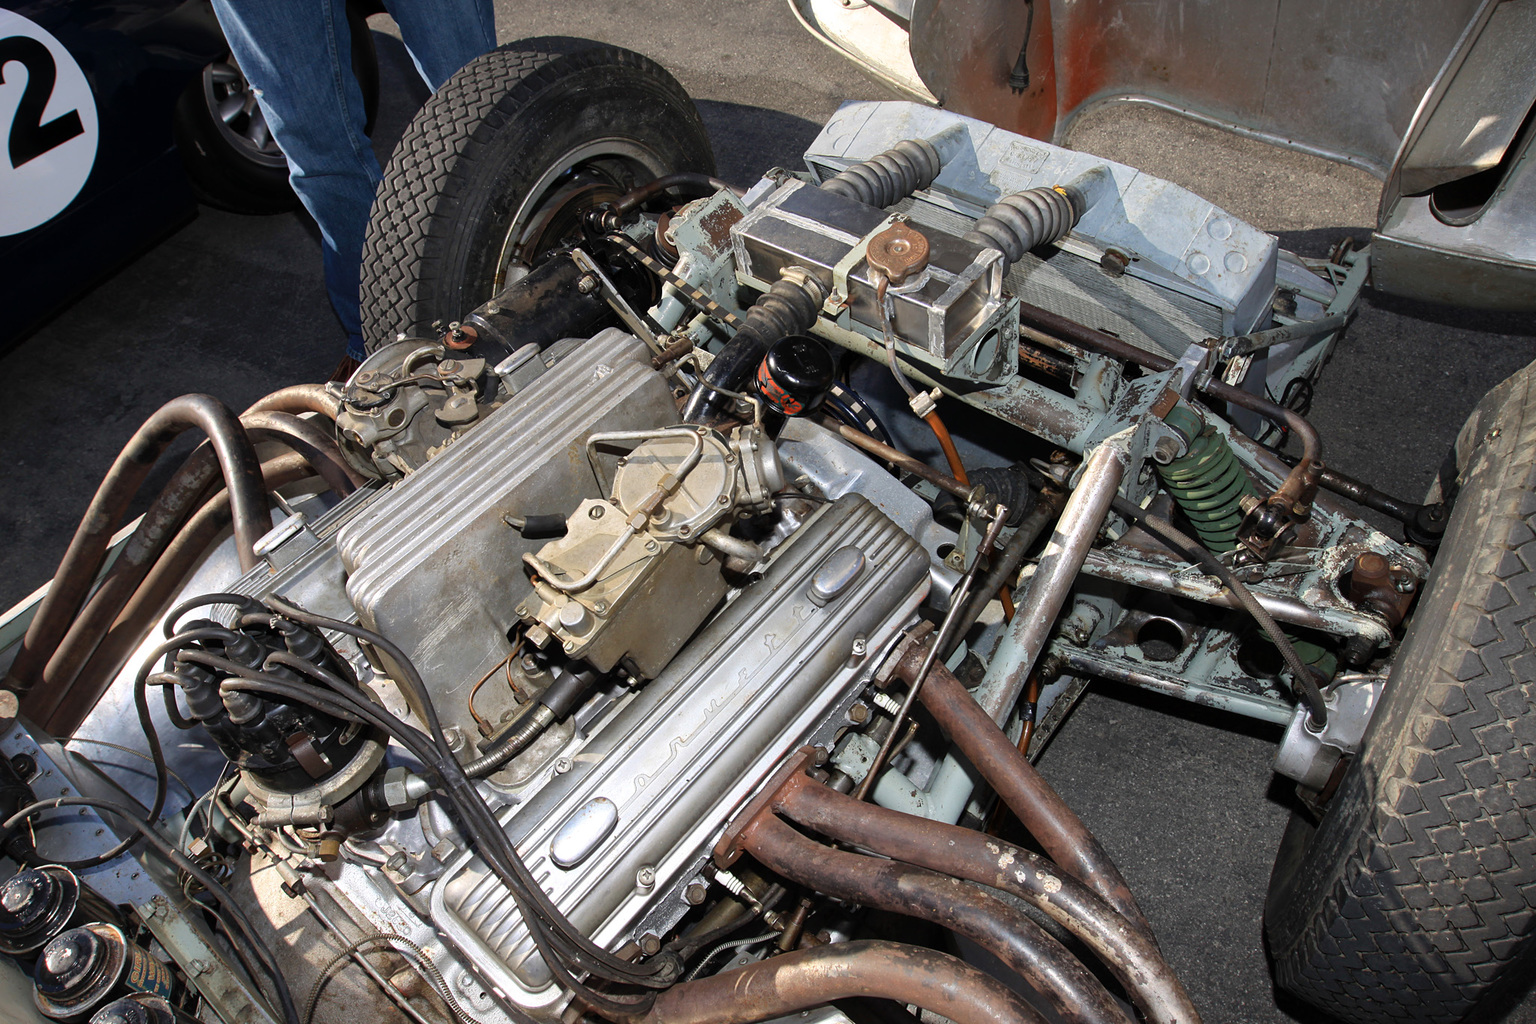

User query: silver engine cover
[430,493,929,1016]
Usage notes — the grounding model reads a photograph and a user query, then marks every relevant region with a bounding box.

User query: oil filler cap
[809,546,866,606]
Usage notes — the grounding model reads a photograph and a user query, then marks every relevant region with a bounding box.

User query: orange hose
[924,410,969,487]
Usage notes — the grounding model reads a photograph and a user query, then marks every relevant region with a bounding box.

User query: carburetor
[517,423,783,679]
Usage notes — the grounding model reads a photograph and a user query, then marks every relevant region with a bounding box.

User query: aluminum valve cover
[335,328,678,731]
[429,493,930,1015]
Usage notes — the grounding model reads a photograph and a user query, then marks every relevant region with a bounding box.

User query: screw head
[555,756,573,774]
[589,504,606,519]
[851,637,868,657]
[636,866,656,888]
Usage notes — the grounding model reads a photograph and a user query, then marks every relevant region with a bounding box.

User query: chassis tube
[774,779,1199,1024]
[895,639,1152,936]
[985,439,1126,722]
[4,395,270,708]
[739,814,1131,1024]
[636,941,1045,1024]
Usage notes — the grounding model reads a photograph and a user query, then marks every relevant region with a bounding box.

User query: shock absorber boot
[1157,404,1258,552]
[684,271,827,423]
[820,138,943,209]
[963,185,1084,273]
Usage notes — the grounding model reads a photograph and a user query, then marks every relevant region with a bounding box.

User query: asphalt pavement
[2,2,1535,1021]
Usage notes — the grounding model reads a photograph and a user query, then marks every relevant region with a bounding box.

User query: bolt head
[685,882,709,905]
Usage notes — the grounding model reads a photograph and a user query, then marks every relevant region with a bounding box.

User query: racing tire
[1265,357,1536,1023]
[173,2,379,215]
[359,38,715,350]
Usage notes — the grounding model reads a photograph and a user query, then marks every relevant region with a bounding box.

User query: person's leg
[385,0,496,90]
[210,0,378,360]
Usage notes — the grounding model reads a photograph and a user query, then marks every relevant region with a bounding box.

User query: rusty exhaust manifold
[763,756,1199,1024]
[684,629,1198,1024]
[716,774,1129,1024]
[636,940,1041,1024]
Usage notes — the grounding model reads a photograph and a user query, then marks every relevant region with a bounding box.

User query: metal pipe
[946,486,1067,657]
[241,410,366,495]
[1219,313,1347,360]
[48,454,315,736]
[34,410,362,721]
[854,505,1009,806]
[985,439,1127,722]
[773,777,1199,1024]
[1075,550,1392,646]
[242,383,343,421]
[1059,649,1292,726]
[897,638,1152,935]
[1017,342,1075,380]
[5,395,270,707]
[636,940,1045,1024]
[737,815,1130,1024]
[611,172,742,217]
[834,424,974,501]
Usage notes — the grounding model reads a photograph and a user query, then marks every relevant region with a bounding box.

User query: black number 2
[0,35,85,169]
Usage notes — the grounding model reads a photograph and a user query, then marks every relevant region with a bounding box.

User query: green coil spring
[1157,404,1257,551]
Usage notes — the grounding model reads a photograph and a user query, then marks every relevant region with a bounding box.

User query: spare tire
[360,38,715,349]
[1265,357,1536,1023]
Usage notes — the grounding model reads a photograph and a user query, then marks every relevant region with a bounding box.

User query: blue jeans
[210,0,496,360]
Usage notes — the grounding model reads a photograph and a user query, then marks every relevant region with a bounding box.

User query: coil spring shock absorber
[1157,404,1257,552]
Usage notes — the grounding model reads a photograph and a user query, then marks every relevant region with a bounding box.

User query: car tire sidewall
[362,42,715,346]
[1265,360,1536,1022]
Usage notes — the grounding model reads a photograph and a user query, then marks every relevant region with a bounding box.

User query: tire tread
[1271,364,1536,1023]
[359,41,708,347]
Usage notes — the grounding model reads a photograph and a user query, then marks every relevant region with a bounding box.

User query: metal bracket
[1272,672,1386,789]
[570,248,663,355]
[828,212,900,312]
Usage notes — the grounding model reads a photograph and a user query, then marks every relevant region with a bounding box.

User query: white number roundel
[0,9,100,237]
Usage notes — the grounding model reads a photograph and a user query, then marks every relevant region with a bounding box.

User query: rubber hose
[683,272,826,423]
[820,138,942,209]
[964,186,1082,272]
